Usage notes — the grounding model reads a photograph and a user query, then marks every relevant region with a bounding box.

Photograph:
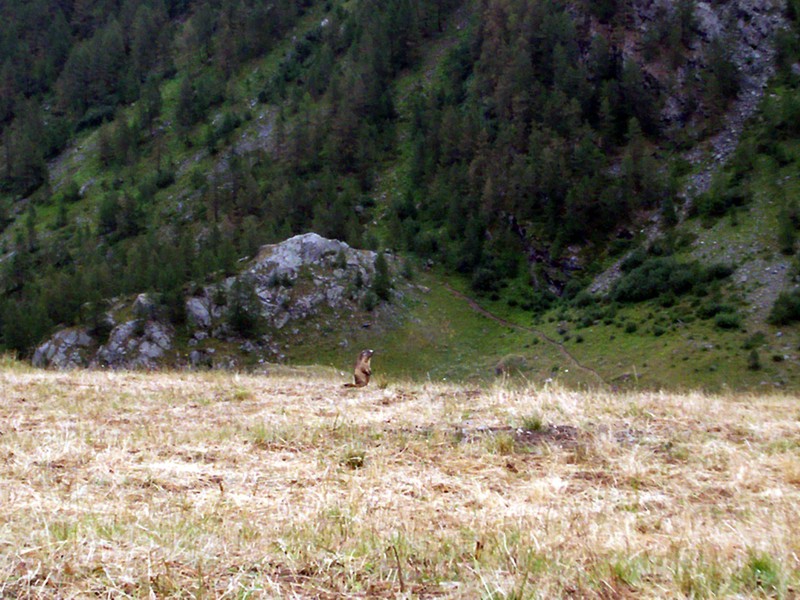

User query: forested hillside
[1,0,800,386]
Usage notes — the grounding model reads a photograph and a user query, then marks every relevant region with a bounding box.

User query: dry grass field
[1,358,799,598]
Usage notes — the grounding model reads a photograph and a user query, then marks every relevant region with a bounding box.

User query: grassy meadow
[1,358,799,598]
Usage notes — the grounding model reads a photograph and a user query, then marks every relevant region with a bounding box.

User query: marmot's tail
[343,383,357,388]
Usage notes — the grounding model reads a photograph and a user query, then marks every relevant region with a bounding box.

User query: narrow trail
[443,284,607,387]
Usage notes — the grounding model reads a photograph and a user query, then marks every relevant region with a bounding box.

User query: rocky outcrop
[32,328,94,369]
[245,232,378,327]
[588,0,787,296]
[133,293,158,319]
[183,232,380,340]
[186,297,212,329]
[32,233,391,370]
[93,319,173,369]
[620,0,785,130]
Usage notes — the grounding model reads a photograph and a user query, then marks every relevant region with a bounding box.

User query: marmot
[344,349,374,388]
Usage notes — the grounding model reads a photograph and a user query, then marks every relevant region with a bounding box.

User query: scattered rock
[189,350,213,369]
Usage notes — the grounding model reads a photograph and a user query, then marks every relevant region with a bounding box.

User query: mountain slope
[1,0,800,389]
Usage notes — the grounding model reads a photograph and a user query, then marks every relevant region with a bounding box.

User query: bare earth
[1,361,798,598]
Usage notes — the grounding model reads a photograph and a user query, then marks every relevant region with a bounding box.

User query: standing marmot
[343,349,374,388]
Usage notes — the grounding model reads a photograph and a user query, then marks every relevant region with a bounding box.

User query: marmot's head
[360,349,374,361]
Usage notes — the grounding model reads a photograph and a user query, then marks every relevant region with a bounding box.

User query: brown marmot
[343,349,374,388]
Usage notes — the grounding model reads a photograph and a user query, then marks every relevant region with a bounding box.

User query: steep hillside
[1,0,800,389]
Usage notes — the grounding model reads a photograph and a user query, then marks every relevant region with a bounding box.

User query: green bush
[714,312,741,329]
[742,332,765,350]
[613,255,734,304]
[747,348,761,370]
[768,288,800,325]
[226,275,264,338]
[60,179,81,204]
[362,290,378,312]
[705,262,734,280]
[620,248,647,273]
[572,290,595,308]
[471,267,501,293]
[612,257,699,302]
[697,301,736,319]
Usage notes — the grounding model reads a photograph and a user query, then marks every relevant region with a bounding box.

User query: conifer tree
[372,252,392,301]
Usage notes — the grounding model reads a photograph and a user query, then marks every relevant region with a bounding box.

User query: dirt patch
[571,469,618,487]
[456,423,581,450]
[514,424,581,449]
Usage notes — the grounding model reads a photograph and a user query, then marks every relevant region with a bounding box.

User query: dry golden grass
[1,360,799,598]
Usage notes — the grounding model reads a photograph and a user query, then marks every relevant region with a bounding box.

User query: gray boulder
[251,232,365,277]
[94,320,173,369]
[133,293,158,319]
[186,297,211,329]
[182,232,383,335]
[32,328,93,369]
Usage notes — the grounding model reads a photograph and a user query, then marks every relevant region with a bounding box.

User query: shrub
[714,312,741,329]
[697,301,735,319]
[658,291,676,307]
[60,179,81,204]
[76,104,115,131]
[612,257,703,302]
[471,267,501,293]
[747,349,761,370]
[572,290,595,308]
[620,248,647,273]
[705,262,734,280]
[362,290,378,312]
[521,413,545,432]
[743,332,765,350]
[768,288,800,325]
[155,167,175,190]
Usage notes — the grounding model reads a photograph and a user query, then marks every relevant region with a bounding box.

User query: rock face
[620,0,785,130]
[94,320,174,369]
[185,232,379,339]
[32,328,94,369]
[32,233,388,370]
[588,0,786,296]
[245,232,377,328]
[186,297,212,329]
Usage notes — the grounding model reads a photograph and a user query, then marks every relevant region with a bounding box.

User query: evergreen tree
[226,274,263,337]
[372,252,392,301]
[3,99,48,195]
